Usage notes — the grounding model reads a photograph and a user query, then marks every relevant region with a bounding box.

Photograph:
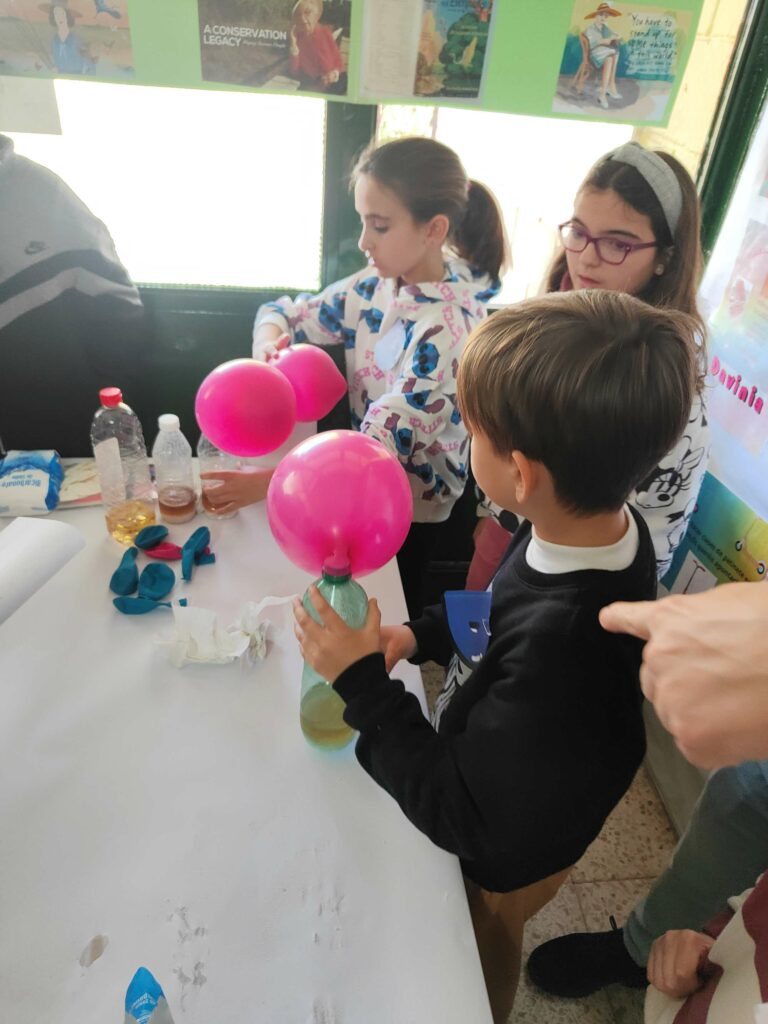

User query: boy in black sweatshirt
[293,290,701,1022]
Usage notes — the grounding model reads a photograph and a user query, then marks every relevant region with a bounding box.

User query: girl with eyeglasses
[468,141,709,590]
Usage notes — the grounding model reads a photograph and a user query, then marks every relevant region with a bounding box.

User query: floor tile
[523,881,585,952]
[574,878,655,931]
[604,983,645,1024]
[419,660,444,710]
[511,984,616,1023]
[571,766,677,883]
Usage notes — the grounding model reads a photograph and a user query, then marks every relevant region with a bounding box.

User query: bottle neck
[321,569,351,585]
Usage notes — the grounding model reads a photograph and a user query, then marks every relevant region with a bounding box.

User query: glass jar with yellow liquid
[299,559,368,750]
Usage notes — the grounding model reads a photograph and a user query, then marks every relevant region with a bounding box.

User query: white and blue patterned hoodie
[254,258,500,523]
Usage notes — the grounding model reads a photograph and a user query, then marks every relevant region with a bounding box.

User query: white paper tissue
[156,595,296,668]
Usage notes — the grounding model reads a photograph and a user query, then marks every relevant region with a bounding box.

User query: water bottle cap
[99,387,122,407]
[158,414,180,431]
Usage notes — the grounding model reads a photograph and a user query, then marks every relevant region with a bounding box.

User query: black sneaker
[526,921,647,997]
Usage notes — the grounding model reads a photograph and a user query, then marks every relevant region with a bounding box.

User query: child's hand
[293,586,382,683]
[647,929,714,998]
[380,625,417,672]
[253,328,290,362]
[199,467,274,512]
[263,333,290,362]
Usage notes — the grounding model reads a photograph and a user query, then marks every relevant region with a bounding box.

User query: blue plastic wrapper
[124,967,175,1024]
[0,450,64,516]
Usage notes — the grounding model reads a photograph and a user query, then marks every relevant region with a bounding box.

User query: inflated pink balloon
[267,430,412,577]
[271,344,347,422]
[195,359,296,457]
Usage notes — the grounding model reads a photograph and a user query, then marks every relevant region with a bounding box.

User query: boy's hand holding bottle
[294,588,418,682]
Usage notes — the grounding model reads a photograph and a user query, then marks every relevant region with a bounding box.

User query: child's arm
[360,310,469,514]
[252,275,354,359]
[294,589,591,882]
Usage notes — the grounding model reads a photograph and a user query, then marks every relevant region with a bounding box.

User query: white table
[0,505,491,1023]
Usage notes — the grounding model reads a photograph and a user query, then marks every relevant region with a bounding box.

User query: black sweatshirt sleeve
[333,642,615,890]
[334,653,489,863]
[405,600,454,667]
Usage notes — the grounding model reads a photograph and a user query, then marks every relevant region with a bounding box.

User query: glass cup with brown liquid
[198,434,239,520]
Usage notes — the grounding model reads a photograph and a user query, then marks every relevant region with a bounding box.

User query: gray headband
[606,142,682,238]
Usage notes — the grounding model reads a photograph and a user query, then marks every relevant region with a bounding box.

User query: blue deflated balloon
[113,596,188,615]
[113,596,171,615]
[181,526,210,582]
[109,547,139,596]
[134,525,169,550]
[137,563,176,601]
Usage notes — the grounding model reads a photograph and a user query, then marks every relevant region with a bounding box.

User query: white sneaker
[598,94,609,109]
[607,89,623,99]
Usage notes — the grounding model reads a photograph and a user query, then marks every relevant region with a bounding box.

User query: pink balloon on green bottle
[266,430,412,578]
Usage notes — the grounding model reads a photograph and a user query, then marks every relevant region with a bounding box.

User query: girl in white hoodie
[243,136,507,613]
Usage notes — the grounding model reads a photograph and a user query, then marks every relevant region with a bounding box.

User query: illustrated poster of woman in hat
[583,2,622,109]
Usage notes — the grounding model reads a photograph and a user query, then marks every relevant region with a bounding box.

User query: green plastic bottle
[299,557,368,750]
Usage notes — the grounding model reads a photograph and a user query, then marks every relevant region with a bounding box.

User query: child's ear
[426,213,451,247]
[510,450,538,503]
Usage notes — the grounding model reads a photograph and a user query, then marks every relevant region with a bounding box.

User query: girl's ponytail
[454,180,509,282]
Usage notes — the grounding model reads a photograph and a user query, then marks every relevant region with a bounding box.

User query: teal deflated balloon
[137,563,175,601]
[113,596,188,615]
[109,548,139,596]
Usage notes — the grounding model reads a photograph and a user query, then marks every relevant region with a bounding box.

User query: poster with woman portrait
[0,0,134,78]
[198,0,352,95]
[552,0,691,122]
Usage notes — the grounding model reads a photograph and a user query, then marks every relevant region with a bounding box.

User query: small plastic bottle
[299,556,368,750]
[197,434,239,520]
[90,387,156,544]
[152,415,197,524]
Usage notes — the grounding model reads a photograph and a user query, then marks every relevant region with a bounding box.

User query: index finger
[599,600,655,640]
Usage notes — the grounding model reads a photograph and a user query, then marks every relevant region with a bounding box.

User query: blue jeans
[624,760,768,965]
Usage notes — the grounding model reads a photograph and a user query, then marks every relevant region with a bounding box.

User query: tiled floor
[419,662,679,1024]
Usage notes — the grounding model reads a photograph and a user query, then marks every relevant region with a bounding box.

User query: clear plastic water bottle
[299,556,368,750]
[90,387,156,544]
[197,434,239,520]
[152,414,197,524]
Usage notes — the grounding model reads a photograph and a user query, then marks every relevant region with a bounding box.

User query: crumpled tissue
[0,450,64,516]
[156,595,296,668]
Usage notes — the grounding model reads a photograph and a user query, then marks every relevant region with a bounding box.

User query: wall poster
[198,0,352,95]
[552,0,692,123]
[0,0,134,78]
[0,0,704,126]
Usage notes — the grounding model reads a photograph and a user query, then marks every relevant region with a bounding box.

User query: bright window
[8,80,326,290]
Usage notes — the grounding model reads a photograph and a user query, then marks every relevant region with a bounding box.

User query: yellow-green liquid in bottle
[300,683,355,750]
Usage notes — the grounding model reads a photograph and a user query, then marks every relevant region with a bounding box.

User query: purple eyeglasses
[558,222,658,266]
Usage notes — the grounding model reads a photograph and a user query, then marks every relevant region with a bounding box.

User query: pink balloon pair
[195,345,347,457]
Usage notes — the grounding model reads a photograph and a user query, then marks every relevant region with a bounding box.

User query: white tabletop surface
[0,505,491,1023]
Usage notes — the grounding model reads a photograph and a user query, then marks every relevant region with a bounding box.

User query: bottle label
[93,438,126,504]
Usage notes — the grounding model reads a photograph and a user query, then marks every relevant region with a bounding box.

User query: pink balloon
[271,344,348,422]
[195,359,296,457]
[267,431,413,577]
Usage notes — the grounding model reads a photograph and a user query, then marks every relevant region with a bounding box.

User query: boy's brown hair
[457,291,701,514]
